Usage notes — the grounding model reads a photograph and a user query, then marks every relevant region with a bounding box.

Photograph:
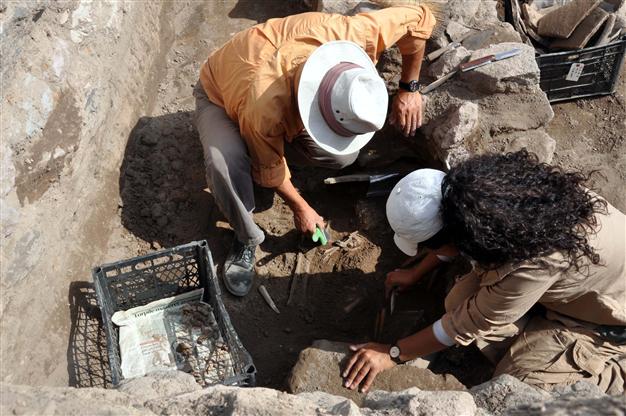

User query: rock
[431,102,479,150]
[298,391,362,416]
[470,374,551,415]
[502,130,556,164]
[363,388,477,416]
[460,43,538,94]
[140,132,159,146]
[461,22,522,50]
[549,380,605,399]
[0,382,151,416]
[316,0,380,15]
[447,0,500,29]
[287,340,466,407]
[550,7,609,50]
[144,384,335,416]
[428,46,471,78]
[507,395,626,416]
[117,370,201,401]
[537,0,602,39]
[446,21,473,42]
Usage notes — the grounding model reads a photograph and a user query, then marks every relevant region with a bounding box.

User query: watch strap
[398,80,420,92]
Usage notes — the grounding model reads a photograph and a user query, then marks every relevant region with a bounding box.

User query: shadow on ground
[67,281,112,388]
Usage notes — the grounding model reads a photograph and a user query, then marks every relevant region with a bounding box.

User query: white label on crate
[565,63,585,82]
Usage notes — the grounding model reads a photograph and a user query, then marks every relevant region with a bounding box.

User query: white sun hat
[297,41,389,156]
[386,169,446,256]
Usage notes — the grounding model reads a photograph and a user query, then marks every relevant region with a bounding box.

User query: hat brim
[298,41,380,156]
[394,233,418,257]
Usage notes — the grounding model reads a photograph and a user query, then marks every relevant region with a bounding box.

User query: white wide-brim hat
[386,169,446,256]
[298,41,388,156]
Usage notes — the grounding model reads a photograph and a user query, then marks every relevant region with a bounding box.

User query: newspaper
[112,289,235,385]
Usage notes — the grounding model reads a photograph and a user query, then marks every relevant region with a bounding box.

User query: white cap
[386,169,446,256]
[298,41,388,156]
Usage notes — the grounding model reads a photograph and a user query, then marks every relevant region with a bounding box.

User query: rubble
[2,371,624,416]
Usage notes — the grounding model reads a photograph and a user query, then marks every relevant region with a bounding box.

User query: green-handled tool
[312,226,329,246]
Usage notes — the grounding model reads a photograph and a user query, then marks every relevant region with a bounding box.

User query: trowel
[323,173,402,198]
[421,48,522,94]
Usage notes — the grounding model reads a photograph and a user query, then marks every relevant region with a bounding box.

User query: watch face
[389,345,401,358]
[409,80,419,92]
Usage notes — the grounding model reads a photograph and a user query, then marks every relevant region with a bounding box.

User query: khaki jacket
[442,199,626,346]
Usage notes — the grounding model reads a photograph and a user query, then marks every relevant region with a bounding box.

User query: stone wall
[0,0,170,385]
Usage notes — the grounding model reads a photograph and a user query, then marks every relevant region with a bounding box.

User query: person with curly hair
[343,150,625,394]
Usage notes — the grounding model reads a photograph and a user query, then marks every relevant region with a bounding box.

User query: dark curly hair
[441,150,607,270]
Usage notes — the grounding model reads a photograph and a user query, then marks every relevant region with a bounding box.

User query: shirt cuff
[432,318,456,346]
[251,158,291,188]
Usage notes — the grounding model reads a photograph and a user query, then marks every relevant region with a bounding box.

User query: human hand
[342,342,395,393]
[292,205,324,235]
[385,268,420,293]
[389,91,423,137]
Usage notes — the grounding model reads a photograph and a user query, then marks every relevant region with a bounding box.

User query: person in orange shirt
[194,3,439,296]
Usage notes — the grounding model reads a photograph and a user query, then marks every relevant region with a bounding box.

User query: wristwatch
[398,79,420,93]
[389,343,403,364]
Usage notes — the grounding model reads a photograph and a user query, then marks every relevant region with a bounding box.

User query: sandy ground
[3,0,624,392]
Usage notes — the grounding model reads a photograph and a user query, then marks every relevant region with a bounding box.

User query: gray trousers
[193,82,358,246]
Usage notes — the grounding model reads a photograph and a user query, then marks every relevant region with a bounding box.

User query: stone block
[503,130,556,164]
[117,370,201,401]
[551,7,609,50]
[428,46,471,78]
[287,340,466,407]
[460,43,539,94]
[446,21,473,42]
[461,23,522,51]
[470,374,551,416]
[363,388,478,416]
[537,0,602,38]
[431,102,479,150]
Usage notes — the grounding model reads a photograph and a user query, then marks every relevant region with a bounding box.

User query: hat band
[318,62,363,137]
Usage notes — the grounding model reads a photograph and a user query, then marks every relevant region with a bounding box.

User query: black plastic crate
[504,0,626,102]
[92,240,256,387]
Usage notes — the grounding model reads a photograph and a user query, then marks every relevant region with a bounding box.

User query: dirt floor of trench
[62,0,625,393]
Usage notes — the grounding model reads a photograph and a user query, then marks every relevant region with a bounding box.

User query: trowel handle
[459,55,495,72]
[312,226,329,246]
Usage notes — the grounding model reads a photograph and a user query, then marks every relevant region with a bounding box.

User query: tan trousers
[445,274,626,394]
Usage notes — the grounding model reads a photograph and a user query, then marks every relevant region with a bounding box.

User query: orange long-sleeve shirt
[199,6,436,187]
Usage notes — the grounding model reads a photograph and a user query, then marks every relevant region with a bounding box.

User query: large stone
[317,0,380,15]
[507,396,626,416]
[287,340,466,406]
[363,388,477,416]
[428,46,471,78]
[537,0,602,38]
[447,0,499,30]
[461,22,522,50]
[496,129,557,164]
[460,43,539,94]
[469,374,551,415]
[117,370,201,401]
[551,7,609,50]
[144,385,325,416]
[431,102,479,150]
[446,21,473,42]
[0,382,151,416]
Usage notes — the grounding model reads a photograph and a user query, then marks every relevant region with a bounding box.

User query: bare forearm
[275,178,307,211]
[400,41,426,82]
[397,324,448,362]
[408,251,443,281]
